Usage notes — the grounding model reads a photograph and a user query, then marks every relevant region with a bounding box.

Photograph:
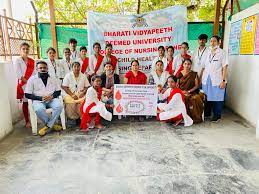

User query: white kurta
[151,56,167,71]
[192,47,209,74]
[62,72,90,93]
[25,75,61,100]
[158,88,193,126]
[103,55,119,75]
[150,71,170,87]
[88,54,104,76]
[83,87,112,121]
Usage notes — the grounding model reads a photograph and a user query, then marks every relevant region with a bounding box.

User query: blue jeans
[204,101,224,118]
[32,98,63,128]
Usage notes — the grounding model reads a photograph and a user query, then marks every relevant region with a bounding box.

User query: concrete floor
[1,111,259,194]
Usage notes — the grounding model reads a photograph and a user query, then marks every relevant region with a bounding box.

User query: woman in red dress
[124,60,147,84]
[124,60,147,121]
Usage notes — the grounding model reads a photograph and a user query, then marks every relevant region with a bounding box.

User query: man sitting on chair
[25,61,63,136]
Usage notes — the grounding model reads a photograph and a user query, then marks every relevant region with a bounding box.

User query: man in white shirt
[25,61,63,136]
[192,34,209,76]
[69,38,80,60]
[151,46,167,71]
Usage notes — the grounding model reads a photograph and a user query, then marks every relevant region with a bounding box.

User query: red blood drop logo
[116,103,123,113]
[115,90,122,100]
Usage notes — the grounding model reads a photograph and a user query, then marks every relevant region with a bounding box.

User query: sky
[0,0,34,22]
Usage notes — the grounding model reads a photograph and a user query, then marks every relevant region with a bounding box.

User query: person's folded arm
[52,90,61,98]
[25,93,43,101]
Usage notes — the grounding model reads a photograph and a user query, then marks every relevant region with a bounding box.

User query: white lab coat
[25,74,61,100]
[14,57,36,101]
[59,58,74,75]
[201,47,229,86]
[45,59,65,85]
[192,46,209,74]
[62,72,90,94]
[71,50,80,60]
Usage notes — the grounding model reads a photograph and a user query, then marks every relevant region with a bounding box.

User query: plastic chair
[28,96,66,135]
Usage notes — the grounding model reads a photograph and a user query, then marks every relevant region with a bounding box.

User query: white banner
[87,6,187,74]
[113,84,158,116]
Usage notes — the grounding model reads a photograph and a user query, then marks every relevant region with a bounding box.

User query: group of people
[14,33,228,136]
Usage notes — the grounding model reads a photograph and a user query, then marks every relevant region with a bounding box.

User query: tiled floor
[1,111,259,193]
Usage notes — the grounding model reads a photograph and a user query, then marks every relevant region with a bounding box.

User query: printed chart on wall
[229,20,242,55]
[254,14,259,55]
[240,15,257,55]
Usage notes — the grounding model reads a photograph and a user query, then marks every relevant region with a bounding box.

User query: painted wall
[0,62,14,140]
[224,3,259,126]
[3,59,22,123]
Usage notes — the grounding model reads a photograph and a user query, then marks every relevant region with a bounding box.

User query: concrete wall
[0,62,14,140]
[4,60,22,123]
[224,3,259,126]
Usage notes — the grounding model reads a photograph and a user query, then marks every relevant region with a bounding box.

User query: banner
[87,6,187,74]
[240,15,257,55]
[113,84,158,116]
[228,20,242,55]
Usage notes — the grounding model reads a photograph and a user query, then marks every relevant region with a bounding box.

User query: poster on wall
[87,6,187,74]
[113,84,158,116]
[228,20,242,55]
[254,14,259,55]
[240,15,257,55]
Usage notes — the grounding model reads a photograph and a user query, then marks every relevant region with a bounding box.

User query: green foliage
[34,0,227,22]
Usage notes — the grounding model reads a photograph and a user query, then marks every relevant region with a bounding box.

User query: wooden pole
[29,17,36,59]
[221,0,230,48]
[48,0,58,58]
[31,1,40,59]
[235,0,241,12]
[137,0,141,14]
[230,0,234,15]
[213,0,221,35]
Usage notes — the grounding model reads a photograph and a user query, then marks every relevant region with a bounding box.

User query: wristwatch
[222,79,227,83]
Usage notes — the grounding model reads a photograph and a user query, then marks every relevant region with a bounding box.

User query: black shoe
[76,118,81,125]
[211,117,221,123]
[67,119,77,127]
[138,116,144,122]
[204,114,211,119]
